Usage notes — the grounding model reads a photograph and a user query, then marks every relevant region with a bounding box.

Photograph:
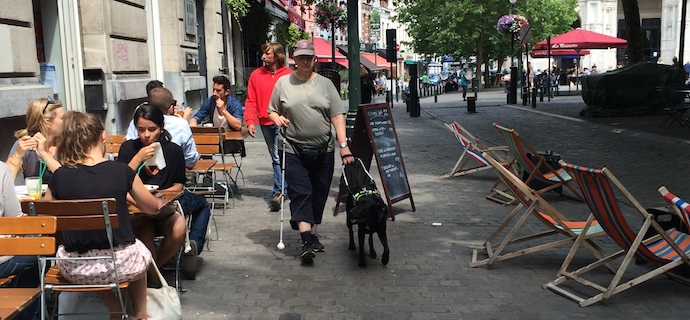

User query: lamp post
[310,24,315,39]
[508,0,517,104]
[331,16,336,69]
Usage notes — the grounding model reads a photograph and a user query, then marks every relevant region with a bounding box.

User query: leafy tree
[240,2,274,47]
[274,21,311,49]
[396,0,578,84]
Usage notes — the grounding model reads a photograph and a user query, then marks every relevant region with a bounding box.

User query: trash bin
[466,96,477,113]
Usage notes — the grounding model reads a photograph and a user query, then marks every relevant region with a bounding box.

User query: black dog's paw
[348,243,356,251]
[382,250,389,266]
[370,251,377,259]
[358,260,367,268]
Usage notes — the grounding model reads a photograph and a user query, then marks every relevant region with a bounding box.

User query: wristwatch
[340,142,348,148]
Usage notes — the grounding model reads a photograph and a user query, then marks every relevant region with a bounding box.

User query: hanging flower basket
[314,2,347,31]
[496,14,529,35]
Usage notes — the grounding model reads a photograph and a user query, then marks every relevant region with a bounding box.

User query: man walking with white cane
[245,42,293,211]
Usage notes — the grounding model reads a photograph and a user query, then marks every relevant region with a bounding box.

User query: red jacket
[244,65,292,126]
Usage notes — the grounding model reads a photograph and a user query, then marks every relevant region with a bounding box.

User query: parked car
[428,73,440,86]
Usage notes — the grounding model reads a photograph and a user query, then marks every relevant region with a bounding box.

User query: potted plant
[235,83,247,104]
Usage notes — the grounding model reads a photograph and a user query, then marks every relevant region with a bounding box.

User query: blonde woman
[6,97,64,182]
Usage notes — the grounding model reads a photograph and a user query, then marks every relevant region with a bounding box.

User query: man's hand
[248,124,256,137]
[215,98,225,115]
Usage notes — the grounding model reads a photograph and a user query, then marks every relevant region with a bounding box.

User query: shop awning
[313,37,348,68]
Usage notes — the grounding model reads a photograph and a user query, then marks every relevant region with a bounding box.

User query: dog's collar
[353,189,379,202]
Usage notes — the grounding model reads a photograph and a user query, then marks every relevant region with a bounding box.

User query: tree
[274,21,311,49]
[621,0,643,64]
[396,0,578,85]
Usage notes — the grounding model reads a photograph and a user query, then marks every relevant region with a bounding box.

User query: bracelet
[341,154,353,159]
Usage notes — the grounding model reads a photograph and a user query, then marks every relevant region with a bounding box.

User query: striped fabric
[564,164,677,264]
[660,189,690,231]
[450,122,490,166]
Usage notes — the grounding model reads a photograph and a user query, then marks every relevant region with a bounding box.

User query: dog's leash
[341,157,377,195]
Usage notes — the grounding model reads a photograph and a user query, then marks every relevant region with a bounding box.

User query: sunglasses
[42,97,55,114]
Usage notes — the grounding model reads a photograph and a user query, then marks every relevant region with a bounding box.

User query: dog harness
[353,188,380,202]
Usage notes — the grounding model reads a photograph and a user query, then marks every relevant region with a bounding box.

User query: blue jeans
[0,256,40,319]
[261,125,287,196]
[179,191,211,254]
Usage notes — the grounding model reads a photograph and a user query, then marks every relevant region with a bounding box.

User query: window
[185,0,197,37]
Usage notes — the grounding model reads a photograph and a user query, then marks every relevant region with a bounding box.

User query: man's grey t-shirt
[268,73,345,153]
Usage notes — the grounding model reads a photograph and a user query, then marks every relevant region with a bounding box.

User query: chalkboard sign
[343,103,414,219]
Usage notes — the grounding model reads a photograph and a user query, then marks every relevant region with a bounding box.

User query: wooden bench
[105,134,126,161]
[0,216,57,320]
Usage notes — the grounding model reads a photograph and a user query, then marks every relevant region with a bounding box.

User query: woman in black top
[117,104,187,279]
[45,111,158,320]
[360,65,376,104]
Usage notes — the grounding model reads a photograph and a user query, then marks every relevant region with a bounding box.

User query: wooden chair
[441,121,513,178]
[493,123,584,202]
[105,134,125,161]
[0,216,56,320]
[470,153,607,268]
[659,186,690,231]
[191,126,236,211]
[544,164,690,307]
[21,199,130,319]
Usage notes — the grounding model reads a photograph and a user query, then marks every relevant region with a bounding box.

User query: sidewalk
[179,88,690,319]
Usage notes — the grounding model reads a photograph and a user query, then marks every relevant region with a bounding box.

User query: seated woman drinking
[44,111,158,320]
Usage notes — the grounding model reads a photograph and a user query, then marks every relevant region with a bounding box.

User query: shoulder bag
[147,260,182,320]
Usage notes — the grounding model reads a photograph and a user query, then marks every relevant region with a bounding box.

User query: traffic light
[386,29,396,63]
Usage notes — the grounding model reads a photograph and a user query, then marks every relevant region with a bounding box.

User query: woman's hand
[273,115,290,128]
[340,146,354,164]
[33,133,49,159]
[16,135,38,158]
[135,143,157,163]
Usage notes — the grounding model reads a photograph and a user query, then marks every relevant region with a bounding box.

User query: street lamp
[508,0,517,104]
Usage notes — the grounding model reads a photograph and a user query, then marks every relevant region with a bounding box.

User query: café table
[0,288,40,319]
[128,190,184,214]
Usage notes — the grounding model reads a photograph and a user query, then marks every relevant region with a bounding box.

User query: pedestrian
[267,40,354,262]
[360,65,376,104]
[244,42,293,211]
[460,67,471,101]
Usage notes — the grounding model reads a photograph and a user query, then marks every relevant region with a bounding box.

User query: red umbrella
[533,28,627,50]
[531,49,590,58]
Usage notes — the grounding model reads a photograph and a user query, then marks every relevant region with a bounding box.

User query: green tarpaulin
[580,62,686,117]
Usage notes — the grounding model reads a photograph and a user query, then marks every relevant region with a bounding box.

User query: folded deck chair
[658,186,690,231]
[492,123,584,202]
[544,163,690,307]
[441,122,512,178]
[469,153,606,268]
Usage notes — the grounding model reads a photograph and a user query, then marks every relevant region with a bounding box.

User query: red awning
[313,37,348,68]
[361,52,389,70]
[533,28,627,50]
[531,49,591,58]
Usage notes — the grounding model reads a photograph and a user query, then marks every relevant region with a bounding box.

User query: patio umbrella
[532,28,627,50]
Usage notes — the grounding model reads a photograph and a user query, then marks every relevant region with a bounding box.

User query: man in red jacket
[245,42,293,211]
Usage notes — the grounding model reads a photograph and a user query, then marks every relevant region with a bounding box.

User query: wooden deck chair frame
[470,153,607,268]
[544,163,690,307]
[21,199,130,319]
[658,186,690,232]
[493,123,584,202]
[441,121,513,178]
[0,216,56,320]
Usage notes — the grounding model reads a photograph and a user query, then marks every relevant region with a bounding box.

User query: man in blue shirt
[189,75,243,131]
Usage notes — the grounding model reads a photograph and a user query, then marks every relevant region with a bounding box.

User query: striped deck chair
[493,123,584,202]
[470,153,606,268]
[544,163,690,307]
[658,186,690,231]
[441,122,512,178]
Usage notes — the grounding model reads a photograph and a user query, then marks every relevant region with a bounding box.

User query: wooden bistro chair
[0,216,56,320]
[441,121,513,179]
[21,199,130,319]
[492,123,584,203]
[544,164,690,307]
[105,134,126,161]
[470,153,607,268]
[191,126,236,212]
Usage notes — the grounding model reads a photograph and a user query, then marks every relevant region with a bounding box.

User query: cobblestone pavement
[177,88,690,319]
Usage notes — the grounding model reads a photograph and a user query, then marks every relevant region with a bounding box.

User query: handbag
[147,260,182,320]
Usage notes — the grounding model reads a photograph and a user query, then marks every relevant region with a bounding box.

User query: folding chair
[191,126,236,211]
[441,121,513,178]
[544,164,690,307]
[656,86,690,129]
[493,123,584,202]
[470,153,606,268]
[21,199,130,319]
[659,186,690,231]
[0,216,56,320]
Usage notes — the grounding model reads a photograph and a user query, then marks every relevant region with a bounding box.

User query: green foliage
[240,3,274,46]
[314,2,347,31]
[395,0,578,60]
[224,0,251,26]
[274,21,311,49]
[370,9,381,29]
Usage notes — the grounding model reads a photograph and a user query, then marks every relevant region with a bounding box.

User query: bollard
[466,96,477,113]
[522,87,528,106]
[531,87,537,108]
[539,88,544,102]
[434,88,438,103]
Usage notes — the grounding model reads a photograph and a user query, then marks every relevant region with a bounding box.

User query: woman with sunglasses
[6,97,64,182]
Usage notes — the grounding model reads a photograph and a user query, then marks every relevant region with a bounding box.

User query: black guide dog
[342,158,389,268]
